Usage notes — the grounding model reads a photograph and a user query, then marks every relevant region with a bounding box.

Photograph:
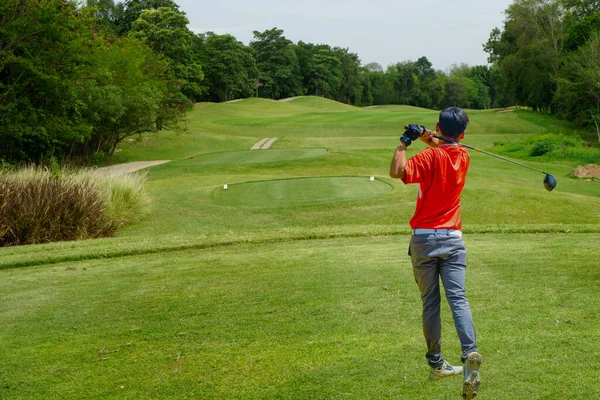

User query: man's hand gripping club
[390,124,428,179]
[400,124,428,146]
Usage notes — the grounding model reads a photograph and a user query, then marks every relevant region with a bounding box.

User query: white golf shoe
[462,352,482,399]
[429,360,463,380]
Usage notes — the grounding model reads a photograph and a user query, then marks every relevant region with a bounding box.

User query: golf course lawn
[1,97,600,399]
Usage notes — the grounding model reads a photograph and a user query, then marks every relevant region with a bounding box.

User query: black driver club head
[544,174,557,192]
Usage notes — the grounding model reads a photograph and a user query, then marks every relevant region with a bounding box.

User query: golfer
[389,107,482,398]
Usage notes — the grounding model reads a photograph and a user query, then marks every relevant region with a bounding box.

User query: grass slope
[114,98,591,162]
[2,97,600,399]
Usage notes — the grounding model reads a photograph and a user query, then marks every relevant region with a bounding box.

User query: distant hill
[277,96,356,111]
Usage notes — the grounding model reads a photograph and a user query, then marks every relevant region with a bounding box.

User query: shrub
[0,167,149,246]
[530,140,555,156]
[87,171,151,229]
[90,151,108,167]
[493,133,600,164]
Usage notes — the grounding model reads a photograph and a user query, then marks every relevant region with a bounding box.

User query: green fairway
[114,96,589,163]
[2,97,600,399]
[179,148,328,167]
[1,235,599,399]
[214,176,392,207]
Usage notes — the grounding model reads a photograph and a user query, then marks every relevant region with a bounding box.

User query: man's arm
[389,142,408,179]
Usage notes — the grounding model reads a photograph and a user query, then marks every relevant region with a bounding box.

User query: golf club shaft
[431,134,550,176]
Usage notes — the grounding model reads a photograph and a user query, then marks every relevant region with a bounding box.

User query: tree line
[485,0,600,139]
[87,1,514,109]
[1,0,598,164]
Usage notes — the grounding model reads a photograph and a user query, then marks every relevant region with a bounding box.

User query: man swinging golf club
[389,107,482,399]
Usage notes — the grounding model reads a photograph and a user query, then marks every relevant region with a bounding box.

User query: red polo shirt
[401,145,470,230]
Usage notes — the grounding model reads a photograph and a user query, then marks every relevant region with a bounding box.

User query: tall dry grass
[0,167,149,246]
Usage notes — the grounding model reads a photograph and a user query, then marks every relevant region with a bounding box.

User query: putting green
[175,148,327,167]
[213,176,393,207]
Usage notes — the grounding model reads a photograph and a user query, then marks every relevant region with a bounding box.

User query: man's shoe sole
[462,352,482,399]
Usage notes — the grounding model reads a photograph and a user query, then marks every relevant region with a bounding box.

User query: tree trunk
[593,111,600,144]
[109,140,119,160]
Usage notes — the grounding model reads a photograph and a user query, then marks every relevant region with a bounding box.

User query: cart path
[278,96,302,102]
[251,138,278,150]
[95,160,171,174]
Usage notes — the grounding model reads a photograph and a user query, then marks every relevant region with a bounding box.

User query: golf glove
[400,124,425,146]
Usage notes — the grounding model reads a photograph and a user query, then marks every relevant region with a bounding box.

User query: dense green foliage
[0,0,185,163]
[129,6,203,102]
[494,132,600,163]
[2,0,599,165]
[196,32,257,102]
[84,2,514,108]
[485,0,600,137]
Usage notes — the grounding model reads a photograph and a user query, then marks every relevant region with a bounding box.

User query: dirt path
[278,96,302,103]
[251,138,278,150]
[95,160,171,174]
[251,138,269,150]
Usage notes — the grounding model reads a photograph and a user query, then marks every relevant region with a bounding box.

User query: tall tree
[308,46,342,97]
[74,35,172,157]
[484,0,564,112]
[412,57,439,108]
[294,41,314,95]
[556,31,600,140]
[391,61,417,105]
[84,0,124,33]
[0,0,179,162]
[361,65,395,105]
[414,56,436,81]
[115,0,180,35]
[562,0,600,18]
[129,7,204,102]
[443,77,474,109]
[467,65,493,109]
[198,32,257,102]
[250,28,301,99]
[335,48,362,105]
[563,12,600,51]
[0,0,94,162]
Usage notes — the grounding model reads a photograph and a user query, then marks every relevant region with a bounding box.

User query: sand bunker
[572,164,600,180]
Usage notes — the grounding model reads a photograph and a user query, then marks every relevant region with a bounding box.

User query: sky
[175,0,514,72]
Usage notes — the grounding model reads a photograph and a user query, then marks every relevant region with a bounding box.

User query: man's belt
[412,228,462,237]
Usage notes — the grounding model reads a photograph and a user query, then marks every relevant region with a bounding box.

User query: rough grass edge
[2,224,599,270]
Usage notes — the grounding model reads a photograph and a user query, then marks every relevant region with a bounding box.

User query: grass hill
[278,95,357,111]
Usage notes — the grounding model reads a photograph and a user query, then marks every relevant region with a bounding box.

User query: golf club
[401,124,558,191]
[429,133,557,192]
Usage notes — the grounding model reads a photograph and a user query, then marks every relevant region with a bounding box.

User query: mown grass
[1,235,599,399]
[1,98,599,399]
[114,98,590,162]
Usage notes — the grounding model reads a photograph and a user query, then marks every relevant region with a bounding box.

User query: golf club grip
[403,125,430,138]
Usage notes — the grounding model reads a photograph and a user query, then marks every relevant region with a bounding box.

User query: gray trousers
[409,233,478,368]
